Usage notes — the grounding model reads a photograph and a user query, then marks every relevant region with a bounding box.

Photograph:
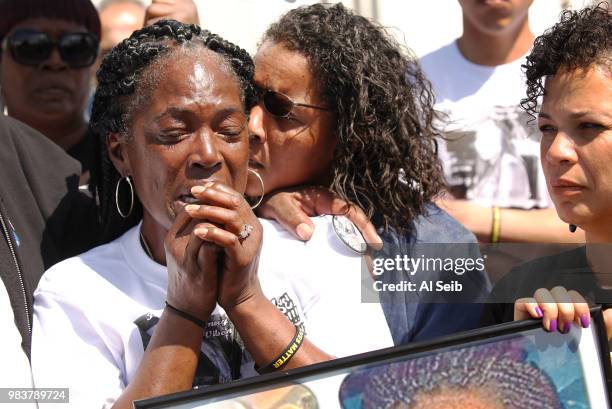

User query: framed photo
[135,307,612,409]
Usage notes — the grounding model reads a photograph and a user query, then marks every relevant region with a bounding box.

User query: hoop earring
[247,169,265,209]
[115,175,134,218]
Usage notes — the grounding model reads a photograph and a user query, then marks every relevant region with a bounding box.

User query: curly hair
[339,341,562,409]
[521,2,612,120]
[262,3,444,234]
[89,19,256,243]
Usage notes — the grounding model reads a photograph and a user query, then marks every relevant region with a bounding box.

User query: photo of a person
[339,340,563,409]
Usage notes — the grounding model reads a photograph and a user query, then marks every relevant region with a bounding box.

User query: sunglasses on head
[2,28,99,69]
[258,88,330,118]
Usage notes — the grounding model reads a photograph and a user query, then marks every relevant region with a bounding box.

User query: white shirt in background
[421,41,551,209]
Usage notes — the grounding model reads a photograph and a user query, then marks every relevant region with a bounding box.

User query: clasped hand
[164,181,263,323]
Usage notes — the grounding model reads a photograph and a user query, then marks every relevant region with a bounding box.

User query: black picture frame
[135,306,612,408]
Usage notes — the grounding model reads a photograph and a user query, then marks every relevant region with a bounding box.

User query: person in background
[0,0,100,185]
[98,0,145,61]
[0,114,98,408]
[420,0,585,243]
[97,0,199,63]
[144,0,200,26]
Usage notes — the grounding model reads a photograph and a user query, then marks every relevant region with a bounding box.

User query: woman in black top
[482,3,612,339]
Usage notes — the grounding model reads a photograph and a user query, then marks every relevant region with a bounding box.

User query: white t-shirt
[0,280,37,409]
[32,216,392,408]
[420,41,550,209]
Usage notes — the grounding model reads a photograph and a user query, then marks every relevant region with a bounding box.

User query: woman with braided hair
[30,19,399,408]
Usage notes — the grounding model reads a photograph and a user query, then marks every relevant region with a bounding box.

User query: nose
[248,103,267,146]
[187,130,223,175]
[543,131,577,166]
[40,46,68,71]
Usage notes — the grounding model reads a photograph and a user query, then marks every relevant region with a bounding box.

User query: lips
[550,179,586,197]
[36,86,71,97]
[32,81,73,101]
[173,180,219,211]
[551,179,585,189]
[34,77,73,91]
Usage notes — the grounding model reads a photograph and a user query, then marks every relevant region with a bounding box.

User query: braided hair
[89,19,255,243]
[262,3,445,234]
[339,341,562,409]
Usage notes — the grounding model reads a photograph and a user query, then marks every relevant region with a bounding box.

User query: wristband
[491,206,501,244]
[256,325,305,374]
[164,301,207,329]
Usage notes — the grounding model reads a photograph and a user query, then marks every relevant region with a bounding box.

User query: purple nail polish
[535,307,543,318]
[580,314,590,328]
[562,322,570,334]
[549,319,557,332]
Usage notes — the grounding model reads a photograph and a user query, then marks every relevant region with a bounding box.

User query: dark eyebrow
[153,107,189,123]
[539,110,612,121]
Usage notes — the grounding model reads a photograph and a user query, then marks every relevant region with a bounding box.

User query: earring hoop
[247,169,265,209]
[115,175,134,218]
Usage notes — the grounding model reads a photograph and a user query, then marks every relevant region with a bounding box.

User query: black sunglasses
[2,28,99,69]
[258,89,330,118]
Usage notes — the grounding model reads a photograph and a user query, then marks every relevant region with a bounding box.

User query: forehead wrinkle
[123,44,243,137]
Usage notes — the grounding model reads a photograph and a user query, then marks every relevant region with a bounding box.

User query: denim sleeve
[378,203,491,345]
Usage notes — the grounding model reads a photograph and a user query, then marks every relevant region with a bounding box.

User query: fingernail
[535,307,543,318]
[191,186,205,194]
[562,322,570,334]
[296,223,313,241]
[580,314,590,328]
[194,227,208,238]
[185,204,199,212]
[549,319,557,332]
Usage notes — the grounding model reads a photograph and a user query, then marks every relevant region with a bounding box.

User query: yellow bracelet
[491,206,501,243]
[255,325,305,374]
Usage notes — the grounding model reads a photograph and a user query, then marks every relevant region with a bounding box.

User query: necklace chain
[139,231,154,260]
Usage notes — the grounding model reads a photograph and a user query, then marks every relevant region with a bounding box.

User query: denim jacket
[377,203,491,345]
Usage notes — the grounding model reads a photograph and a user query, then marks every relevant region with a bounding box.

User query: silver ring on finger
[238,224,254,241]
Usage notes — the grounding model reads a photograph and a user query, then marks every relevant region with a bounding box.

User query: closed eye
[538,124,556,133]
[580,122,604,130]
[158,129,189,144]
[216,118,247,140]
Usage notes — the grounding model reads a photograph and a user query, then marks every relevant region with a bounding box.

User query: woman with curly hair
[30,18,414,408]
[247,3,489,344]
[481,3,612,339]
